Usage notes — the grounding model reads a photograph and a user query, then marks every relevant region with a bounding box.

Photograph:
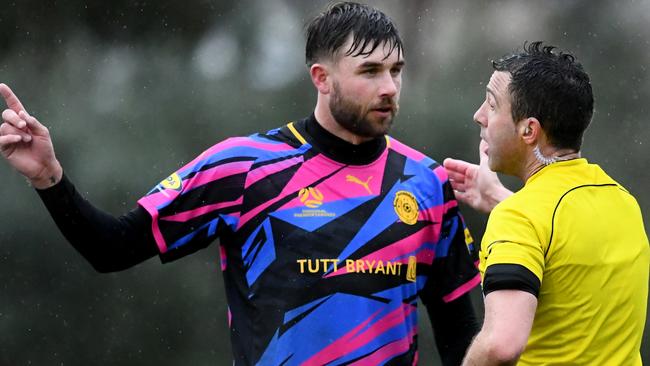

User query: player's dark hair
[493,41,593,150]
[305,1,403,66]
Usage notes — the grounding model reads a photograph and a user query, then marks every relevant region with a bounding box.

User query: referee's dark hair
[493,41,594,150]
[305,1,403,66]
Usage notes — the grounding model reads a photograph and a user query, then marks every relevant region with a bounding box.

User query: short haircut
[493,41,594,150]
[305,1,403,66]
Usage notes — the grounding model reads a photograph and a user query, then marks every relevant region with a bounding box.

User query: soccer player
[0,2,480,365]
[444,42,649,365]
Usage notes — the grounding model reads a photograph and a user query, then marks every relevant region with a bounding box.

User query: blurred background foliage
[0,0,648,365]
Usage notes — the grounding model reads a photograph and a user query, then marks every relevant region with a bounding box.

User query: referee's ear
[519,117,542,145]
[310,63,331,95]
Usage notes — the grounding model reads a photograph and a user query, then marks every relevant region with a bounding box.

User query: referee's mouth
[480,138,489,155]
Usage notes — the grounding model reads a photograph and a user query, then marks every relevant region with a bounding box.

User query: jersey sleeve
[479,203,545,287]
[137,138,250,262]
[423,181,480,304]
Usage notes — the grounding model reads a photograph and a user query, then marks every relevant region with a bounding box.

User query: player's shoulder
[199,124,302,158]
[386,135,447,182]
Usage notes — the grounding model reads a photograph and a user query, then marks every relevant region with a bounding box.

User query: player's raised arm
[0,83,62,189]
[0,83,157,272]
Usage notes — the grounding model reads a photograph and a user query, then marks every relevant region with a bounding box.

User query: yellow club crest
[299,187,324,208]
[393,190,419,225]
[160,173,182,191]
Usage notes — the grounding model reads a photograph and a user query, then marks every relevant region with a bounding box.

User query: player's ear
[310,63,331,94]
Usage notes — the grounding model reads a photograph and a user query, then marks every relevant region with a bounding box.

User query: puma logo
[346,175,373,194]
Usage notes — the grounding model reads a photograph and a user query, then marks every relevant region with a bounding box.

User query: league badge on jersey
[160,172,182,191]
[464,227,474,251]
[393,190,419,225]
[299,187,324,208]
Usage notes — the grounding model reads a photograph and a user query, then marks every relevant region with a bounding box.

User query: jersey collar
[293,114,387,165]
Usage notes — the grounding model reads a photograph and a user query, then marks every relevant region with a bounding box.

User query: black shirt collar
[295,114,386,165]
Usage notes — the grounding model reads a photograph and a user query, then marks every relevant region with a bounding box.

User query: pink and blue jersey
[138,117,479,365]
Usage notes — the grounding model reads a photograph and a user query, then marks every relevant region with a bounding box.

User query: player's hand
[443,140,512,213]
[0,83,62,189]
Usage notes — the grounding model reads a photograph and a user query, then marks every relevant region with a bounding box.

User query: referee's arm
[462,264,540,365]
[461,289,537,366]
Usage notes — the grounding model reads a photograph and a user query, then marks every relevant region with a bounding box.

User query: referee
[446,41,649,365]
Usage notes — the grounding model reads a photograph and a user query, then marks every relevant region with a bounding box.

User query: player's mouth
[371,103,396,117]
[373,107,393,115]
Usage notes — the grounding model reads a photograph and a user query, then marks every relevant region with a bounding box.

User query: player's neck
[313,102,373,145]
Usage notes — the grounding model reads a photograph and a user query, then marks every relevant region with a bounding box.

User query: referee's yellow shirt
[480,158,649,365]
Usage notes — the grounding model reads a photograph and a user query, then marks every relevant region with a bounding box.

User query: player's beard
[329,81,397,138]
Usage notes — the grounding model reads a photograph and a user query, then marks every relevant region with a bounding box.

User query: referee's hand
[0,83,62,189]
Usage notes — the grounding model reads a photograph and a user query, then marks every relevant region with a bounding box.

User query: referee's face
[327,37,404,138]
[474,71,527,175]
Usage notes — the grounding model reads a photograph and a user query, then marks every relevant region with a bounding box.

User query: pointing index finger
[20,111,48,135]
[0,83,26,113]
[443,158,470,175]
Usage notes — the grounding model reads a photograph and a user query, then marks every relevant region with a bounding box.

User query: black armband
[483,263,540,297]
